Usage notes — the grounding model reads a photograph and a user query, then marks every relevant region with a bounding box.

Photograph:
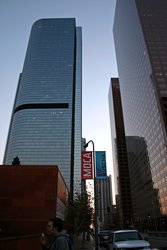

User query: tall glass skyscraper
[4,18,82,195]
[109,78,133,228]
[113,0,167,224]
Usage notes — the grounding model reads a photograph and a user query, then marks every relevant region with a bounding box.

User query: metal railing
[147,231,167,238]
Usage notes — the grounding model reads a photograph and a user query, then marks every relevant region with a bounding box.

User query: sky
[0,0,118,181]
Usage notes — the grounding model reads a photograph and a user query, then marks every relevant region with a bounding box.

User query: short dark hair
[50,217,64,232]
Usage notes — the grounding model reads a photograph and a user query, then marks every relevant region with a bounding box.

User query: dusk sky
[0,0,118,179]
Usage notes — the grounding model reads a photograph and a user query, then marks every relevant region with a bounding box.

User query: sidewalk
[74,234,95,250]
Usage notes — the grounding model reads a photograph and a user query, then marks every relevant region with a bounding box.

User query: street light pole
[84,140,98,250]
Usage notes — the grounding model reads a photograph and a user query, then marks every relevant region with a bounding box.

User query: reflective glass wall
[113,0,167,222]
[4,19,82,193]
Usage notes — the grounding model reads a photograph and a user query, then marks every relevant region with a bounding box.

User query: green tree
[71,190,93,234]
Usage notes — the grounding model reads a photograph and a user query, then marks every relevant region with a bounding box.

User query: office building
[108,78,133,228]
[94,151,113,229]
[96,175,113,229]
[126,136,160,229]
[4,18,82,195]
[113,0,167,224]
[0,165,68,237]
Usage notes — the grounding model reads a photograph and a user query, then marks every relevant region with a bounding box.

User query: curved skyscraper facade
[4,18,82,194]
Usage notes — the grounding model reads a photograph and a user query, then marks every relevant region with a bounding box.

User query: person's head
[46,217,64,236]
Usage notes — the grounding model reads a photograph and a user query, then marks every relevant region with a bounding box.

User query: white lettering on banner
[83,163,91,168]
[82,151,93,180]
[83,159,91,162]
[83,168,92,177]
[83,153,92,158]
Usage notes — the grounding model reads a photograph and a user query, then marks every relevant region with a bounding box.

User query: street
[149,238,167,250]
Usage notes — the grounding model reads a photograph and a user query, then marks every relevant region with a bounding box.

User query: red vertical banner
[81,151,93,180]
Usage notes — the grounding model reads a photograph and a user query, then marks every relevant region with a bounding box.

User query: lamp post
[84,140,98,250]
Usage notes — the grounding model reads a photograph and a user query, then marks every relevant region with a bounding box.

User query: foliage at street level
[70,191,94,234]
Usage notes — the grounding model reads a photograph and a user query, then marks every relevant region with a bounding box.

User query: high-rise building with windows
[96,175,113,229]
[108,78,132,228]
[126,136,160,229]
[4,18,82,195]
[95,151,113,229]
[113,0,167,224]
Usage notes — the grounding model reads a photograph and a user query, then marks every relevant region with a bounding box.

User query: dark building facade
[3,19,82,195]
[113,0,167,224]
[96,175,113,230]
[0,165,69,236]
[0,165,68,250]
[95,151,113,229]
[126,136,160,229]
[108,78,133,228]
